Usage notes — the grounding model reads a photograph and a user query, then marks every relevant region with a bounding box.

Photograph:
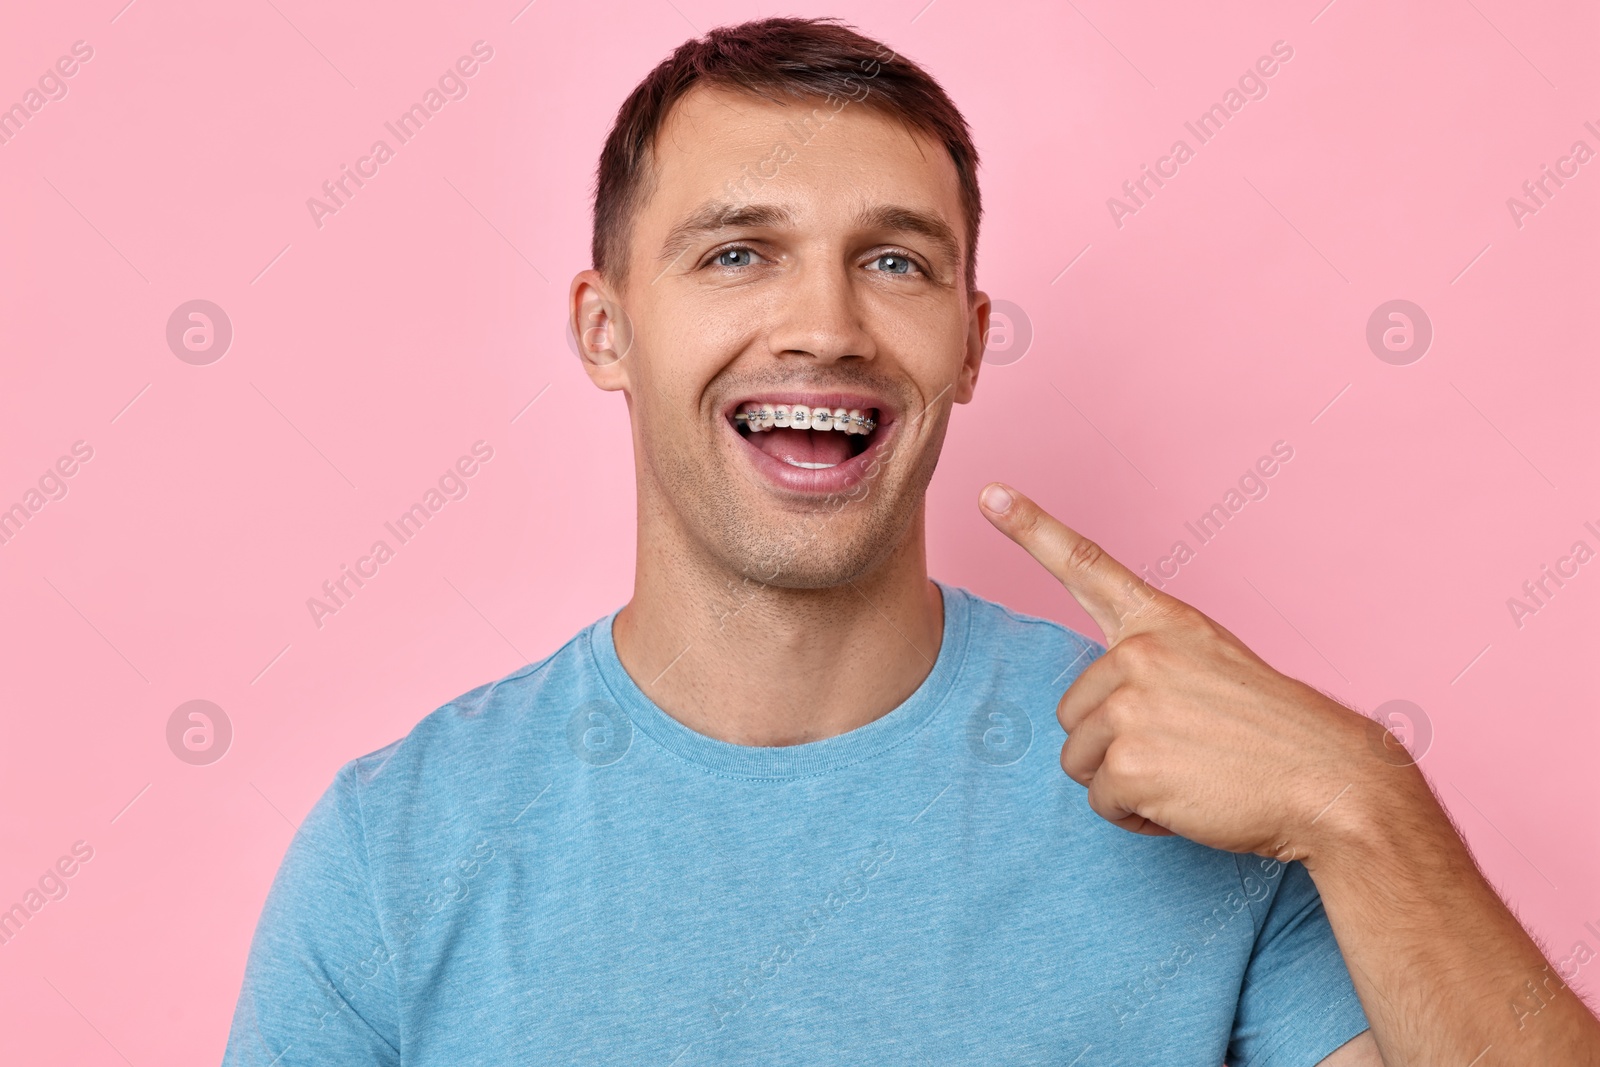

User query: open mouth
[734,402,879,467]
[725,393,893,492]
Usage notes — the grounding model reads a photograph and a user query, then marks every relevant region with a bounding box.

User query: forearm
[1306,759,1600,1066]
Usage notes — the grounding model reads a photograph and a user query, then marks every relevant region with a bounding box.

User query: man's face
[573,85,988,589]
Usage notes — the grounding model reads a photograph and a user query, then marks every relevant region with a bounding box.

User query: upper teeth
[734,404,877,434]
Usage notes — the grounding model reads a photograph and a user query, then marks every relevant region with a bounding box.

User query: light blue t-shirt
[222,581,1369,1066]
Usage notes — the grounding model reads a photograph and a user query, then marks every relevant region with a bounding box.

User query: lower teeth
[783,458,838,470]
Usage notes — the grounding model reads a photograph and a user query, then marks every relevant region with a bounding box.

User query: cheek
[636,291,749,383]
[622,344,730,487]
[877,301,969,378]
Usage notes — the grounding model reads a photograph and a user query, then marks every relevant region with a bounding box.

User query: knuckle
[1059,742,1087,782]
[1065,536,1106,577]
[1101,741,1143,781]
[1085,780,1116,821]
[1098,689,1137,730]
[1114,632,1160,672]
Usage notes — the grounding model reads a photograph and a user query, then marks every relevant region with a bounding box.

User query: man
[223,17,1599,1066]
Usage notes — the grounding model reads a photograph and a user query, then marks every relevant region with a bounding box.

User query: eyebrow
[658,202,792,264]
[656,200,962,274]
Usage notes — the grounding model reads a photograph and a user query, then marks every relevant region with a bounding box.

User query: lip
[721,390,899,496]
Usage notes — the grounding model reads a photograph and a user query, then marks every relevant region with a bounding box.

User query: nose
[764,257,876,366]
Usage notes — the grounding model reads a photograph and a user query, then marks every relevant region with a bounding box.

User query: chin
[641,400,943,593]
[710,496,922,592]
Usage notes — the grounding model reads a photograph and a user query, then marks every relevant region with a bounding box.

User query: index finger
[979,481,1163,645]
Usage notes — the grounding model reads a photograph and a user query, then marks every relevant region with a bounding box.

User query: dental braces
[734,408,878,432]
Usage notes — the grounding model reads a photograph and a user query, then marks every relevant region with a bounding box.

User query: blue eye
[873,254,916,275]
[714,248,754,268]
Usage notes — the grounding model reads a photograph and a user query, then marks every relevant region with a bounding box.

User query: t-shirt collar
[586,579,972,780]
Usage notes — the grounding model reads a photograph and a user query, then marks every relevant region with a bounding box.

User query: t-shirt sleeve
[221,764,401,1066]
[1226,857,1371,1067]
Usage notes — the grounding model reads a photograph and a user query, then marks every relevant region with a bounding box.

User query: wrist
[1295,710,1442,876]
[1300,741,1454,890]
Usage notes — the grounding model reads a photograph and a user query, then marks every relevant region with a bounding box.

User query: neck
[613,505,945,747]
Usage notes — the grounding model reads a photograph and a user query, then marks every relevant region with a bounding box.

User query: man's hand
[978,481,1391,864]
[980,480,1600,1065]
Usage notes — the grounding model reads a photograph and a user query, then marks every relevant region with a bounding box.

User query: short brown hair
[591,16,982,295]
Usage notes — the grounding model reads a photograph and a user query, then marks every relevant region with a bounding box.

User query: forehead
[640,84,965,243]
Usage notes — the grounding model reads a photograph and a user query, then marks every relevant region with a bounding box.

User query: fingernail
[981,483,1013,514]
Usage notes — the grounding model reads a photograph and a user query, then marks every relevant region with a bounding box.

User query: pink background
[2,0,1597,1060]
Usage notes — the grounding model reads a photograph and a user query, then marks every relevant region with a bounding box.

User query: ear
[569,269,635,392]
[954,289,990,405]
